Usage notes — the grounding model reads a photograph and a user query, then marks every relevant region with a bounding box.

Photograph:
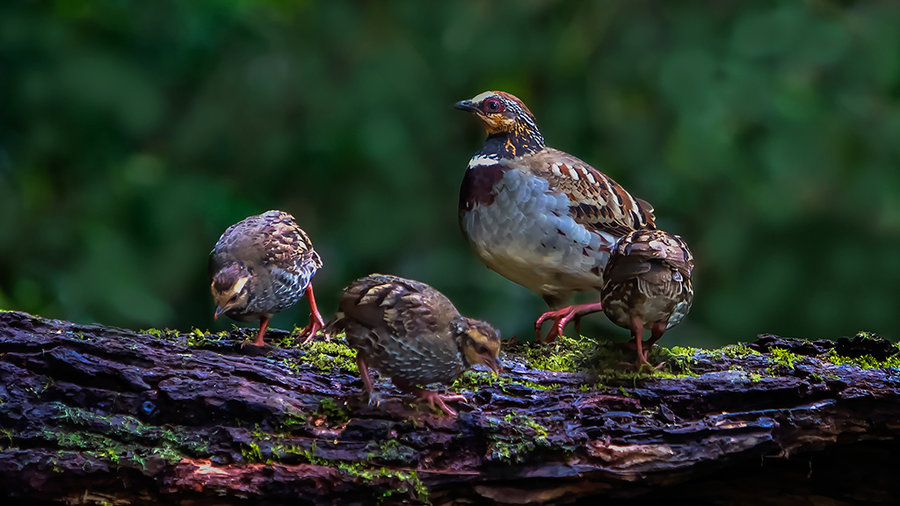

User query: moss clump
[486,411,552,464]
[515,334,704,380]
[298,338,358,373]
[51,403,208,465]
[520,380,561,390]
[667,346,699,358]
[451,370,560,394]
[142,328,166,339]
[317,398,351,425]
[270,326,319,348]
[655,346,699,375]
[768,347,802,370]
[364,439,417,464]
[242,440,263,462]
[515,335,597,372]
[184,328,230,347]
[249,434,429,503]
[824,350,900,369]
[451,370,515,392]
[711,344,761,359]
[277,408,307,433]
[39,425,187,468]
[336,463,429,503]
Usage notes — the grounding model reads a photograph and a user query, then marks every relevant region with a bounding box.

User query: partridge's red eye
[483,98,504,113]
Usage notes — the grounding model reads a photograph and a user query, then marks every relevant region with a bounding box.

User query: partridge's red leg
[535,301,604,343]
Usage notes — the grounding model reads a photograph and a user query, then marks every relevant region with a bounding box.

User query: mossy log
[1,310,898,505]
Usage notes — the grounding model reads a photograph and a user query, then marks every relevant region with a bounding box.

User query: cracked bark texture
[0,310,898,505]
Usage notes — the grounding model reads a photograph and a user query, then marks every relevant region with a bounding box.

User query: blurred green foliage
[2,1,899,346]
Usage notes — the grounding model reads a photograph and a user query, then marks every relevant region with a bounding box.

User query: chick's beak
[454,99,478,113]
[485,356,503,375]
[214,306,226,320]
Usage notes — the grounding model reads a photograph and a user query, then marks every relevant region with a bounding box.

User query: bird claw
[365,392,382,407]
[535,302,604,343]
[634,359,666,372]
[298,317,328,345]
[534,307,576,343]
[631,348,665,371]
[417,390,467,417]
[240,337,266,349]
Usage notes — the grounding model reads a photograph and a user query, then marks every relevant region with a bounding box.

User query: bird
[600,228,694,367]
[209,210,325,347]
[332,273,502,416]
[455,91,656,342]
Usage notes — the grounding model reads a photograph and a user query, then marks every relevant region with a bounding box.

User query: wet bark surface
[0,310,898,505]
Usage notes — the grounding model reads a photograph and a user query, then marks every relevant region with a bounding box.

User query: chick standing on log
[209,210,325,347]
[600,229,694,367]
[333,274,502,416]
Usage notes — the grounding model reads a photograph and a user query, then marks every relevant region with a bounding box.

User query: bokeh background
[2,1,899,347]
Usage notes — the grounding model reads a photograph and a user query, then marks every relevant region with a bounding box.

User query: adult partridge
[455,91,656,342]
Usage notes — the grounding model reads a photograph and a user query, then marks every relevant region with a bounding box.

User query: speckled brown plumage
[600,229,694,367]
[455,91,655,342]
[332,274,502,416]
[209,210,324,347]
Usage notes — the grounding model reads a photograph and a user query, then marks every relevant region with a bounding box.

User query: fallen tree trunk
[0,310,898,504]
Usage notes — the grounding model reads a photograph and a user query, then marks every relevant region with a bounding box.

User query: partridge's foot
[535,302,604,343]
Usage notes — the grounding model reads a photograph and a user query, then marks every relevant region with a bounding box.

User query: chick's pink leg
[357,356,375,397]
[415,389,468,417]
[643,321,668,366]
[251,316,271,347]
[299,284,327,344]
[630,315,649,368]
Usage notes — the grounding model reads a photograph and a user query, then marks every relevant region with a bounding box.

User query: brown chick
[332,274,502,416]
[600,229,694,368]
[209,210,324,347]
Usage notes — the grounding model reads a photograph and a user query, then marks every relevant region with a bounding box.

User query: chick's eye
[228,295,238,303]
[483,98,504,113]
[478,345,489,354]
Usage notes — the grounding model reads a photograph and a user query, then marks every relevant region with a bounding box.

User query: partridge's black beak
[454,99,477,113]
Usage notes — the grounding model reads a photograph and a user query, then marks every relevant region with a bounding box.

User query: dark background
[2,1,898,347]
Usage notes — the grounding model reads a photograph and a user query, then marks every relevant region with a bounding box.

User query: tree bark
[0,310,898,505]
